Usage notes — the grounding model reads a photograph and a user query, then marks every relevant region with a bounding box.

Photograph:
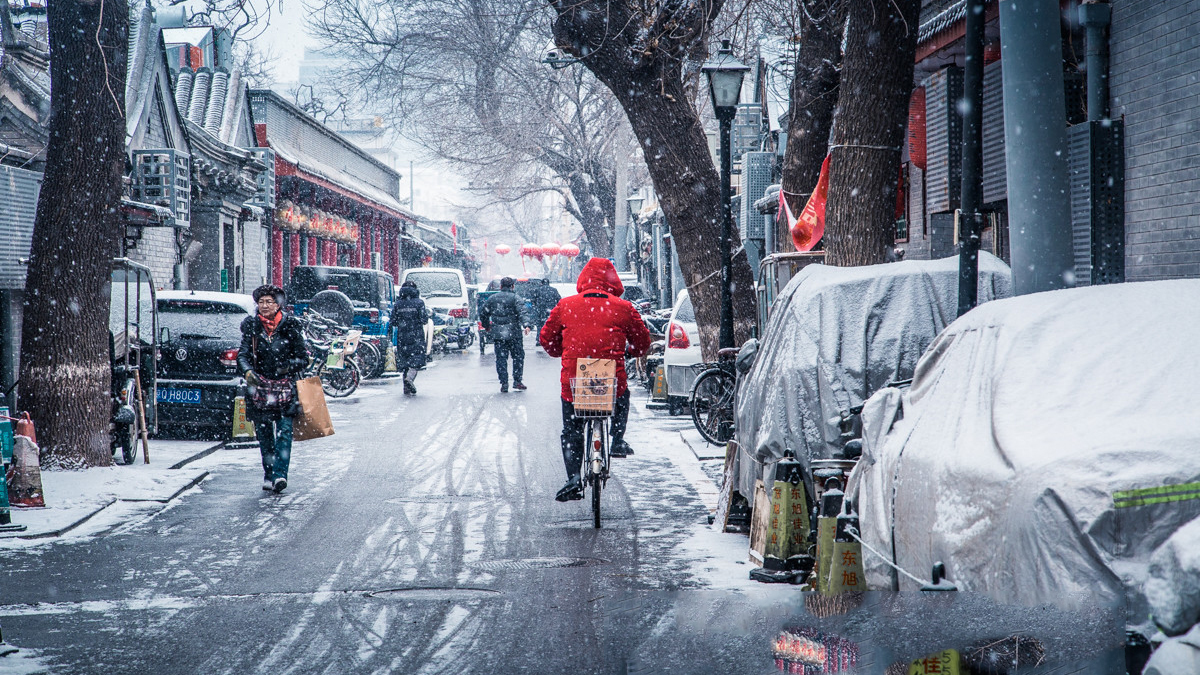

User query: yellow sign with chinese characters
[909,649,961,675]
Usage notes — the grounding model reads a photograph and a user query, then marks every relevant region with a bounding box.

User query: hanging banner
[782,156,905,251]
[789,154,830,251]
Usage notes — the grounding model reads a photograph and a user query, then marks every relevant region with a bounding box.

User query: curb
[167,440,227,470]
[8,456,216,541]
[678,430,725,461]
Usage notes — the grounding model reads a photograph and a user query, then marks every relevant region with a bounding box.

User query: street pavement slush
[0,440,218,541]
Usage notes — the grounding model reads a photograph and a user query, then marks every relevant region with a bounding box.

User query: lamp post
[702,40,749,350]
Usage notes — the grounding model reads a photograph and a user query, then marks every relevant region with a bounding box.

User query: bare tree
[823,0,920,266]
[20,0,128,467]
[307,0,623,257]
[549,0,759,353]
[778,0,843,252]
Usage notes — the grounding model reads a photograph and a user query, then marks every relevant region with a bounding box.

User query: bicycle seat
[717,347,739,360]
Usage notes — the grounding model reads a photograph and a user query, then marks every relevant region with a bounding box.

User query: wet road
[1,341,1128,674]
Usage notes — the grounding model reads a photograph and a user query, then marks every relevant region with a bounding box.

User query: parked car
[848,279,1200,620]
[618,272,652,309]
[732,253,1012,503]
[155,291,257,438]
[663,289,701,416]
[403,267,470,317]
[401,267,469,355]
[288,265,395,336]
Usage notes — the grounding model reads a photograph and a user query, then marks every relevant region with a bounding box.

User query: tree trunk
[19,0,128,468]
[778,0,844,252]
[618,73,756,355]
[563,168,613,258]
[823,0,920,266]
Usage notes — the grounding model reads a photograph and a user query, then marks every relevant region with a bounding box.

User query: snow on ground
[0,440,215,546]
[625,395,766,594]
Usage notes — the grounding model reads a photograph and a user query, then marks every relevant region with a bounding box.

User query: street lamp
[626,194,644,218]
[702,40,749,350]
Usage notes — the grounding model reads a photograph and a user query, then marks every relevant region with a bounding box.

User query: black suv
[155,291,257,438]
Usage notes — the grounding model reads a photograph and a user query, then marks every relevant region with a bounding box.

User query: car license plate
[157,387,201,404]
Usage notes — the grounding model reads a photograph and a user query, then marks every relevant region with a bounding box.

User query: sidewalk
[1,440,225,542]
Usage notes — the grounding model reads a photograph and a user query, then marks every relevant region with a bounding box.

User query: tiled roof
[919,0,966,44]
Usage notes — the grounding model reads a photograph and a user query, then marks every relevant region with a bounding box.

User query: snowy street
[0,339,1134,673]
[0,341,781,674]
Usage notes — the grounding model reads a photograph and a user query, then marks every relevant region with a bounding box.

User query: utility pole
[957,0,985,317]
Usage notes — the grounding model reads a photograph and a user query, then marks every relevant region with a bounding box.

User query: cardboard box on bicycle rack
[572,359,616,412]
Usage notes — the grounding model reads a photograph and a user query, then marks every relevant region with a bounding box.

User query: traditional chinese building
[248,89,418,288]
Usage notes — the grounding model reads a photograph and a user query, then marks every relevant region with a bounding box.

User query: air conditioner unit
[132,149,190,228]
[249,148,276,209]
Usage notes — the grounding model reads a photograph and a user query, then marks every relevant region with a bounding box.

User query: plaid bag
[248,374,293,413]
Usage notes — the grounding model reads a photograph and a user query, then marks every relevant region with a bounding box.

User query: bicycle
[569,376,617,528]
[689,347,740,445]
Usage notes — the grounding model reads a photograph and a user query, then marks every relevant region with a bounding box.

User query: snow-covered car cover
[732,253,1012,499]
[847,278,1200,611]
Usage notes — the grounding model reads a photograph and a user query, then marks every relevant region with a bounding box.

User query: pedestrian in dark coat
[540,258,651,501]
[480,277,529,392]
[388,280,430,395]
[238,284,309,493]
[531,278,562,336]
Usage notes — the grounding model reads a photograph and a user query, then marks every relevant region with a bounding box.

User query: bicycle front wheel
[690,368,736,445]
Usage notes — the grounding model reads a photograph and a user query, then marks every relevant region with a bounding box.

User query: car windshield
[675,296,695,323]
[158,300,249,340]
[407,272,462,298]
[622,285,647,302]
[289,268,381,306]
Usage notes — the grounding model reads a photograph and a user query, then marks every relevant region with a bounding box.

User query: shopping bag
[293,377,335,441]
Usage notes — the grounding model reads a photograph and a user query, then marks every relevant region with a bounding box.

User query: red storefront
[249,89,416,287]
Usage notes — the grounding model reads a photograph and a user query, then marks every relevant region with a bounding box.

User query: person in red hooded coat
[540,258,652,502]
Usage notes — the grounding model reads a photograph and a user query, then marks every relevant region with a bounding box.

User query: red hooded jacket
[540,258,652,401]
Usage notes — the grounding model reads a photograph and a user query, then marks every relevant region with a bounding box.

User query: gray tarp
[847,279,1200,611]
[732,253,1012,500]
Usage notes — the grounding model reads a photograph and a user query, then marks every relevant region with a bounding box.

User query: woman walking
[388,280,430,395]
[239,284,309,493]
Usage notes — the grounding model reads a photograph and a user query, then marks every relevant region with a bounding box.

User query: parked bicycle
[569,376,617,528]
[296,310,362,397]
[689,339,759,446]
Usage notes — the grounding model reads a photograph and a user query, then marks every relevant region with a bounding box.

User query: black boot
[555,475,583,502]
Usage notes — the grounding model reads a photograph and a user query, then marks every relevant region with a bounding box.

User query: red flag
[791,154,830,251]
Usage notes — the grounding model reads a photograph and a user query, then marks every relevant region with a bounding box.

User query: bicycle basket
[570,377,617,416]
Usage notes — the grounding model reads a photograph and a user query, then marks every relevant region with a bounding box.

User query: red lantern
[541,242,561,258]
[520,243,543,260]
[560,243,580,259]
[495,244,511,256]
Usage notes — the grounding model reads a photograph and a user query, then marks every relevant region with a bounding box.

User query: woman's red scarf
[260,310,283,337]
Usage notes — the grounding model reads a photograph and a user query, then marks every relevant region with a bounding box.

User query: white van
[399,267,470,318]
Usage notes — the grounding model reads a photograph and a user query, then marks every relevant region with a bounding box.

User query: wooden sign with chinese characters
[763,480,810,563]
[824,539,865,594]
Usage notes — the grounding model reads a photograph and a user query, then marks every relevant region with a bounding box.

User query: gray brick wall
[1110,0,1200,281]
[126,227,178,289]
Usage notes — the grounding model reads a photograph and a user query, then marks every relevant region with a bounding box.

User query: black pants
[560,391,630,479]
[493,337,524,385]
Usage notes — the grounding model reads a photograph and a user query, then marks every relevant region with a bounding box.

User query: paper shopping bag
[293,376,335,441]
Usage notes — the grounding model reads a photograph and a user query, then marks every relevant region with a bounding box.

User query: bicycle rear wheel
[355,341,381,380]
[322,360,361,397]
[690,368,736,445]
